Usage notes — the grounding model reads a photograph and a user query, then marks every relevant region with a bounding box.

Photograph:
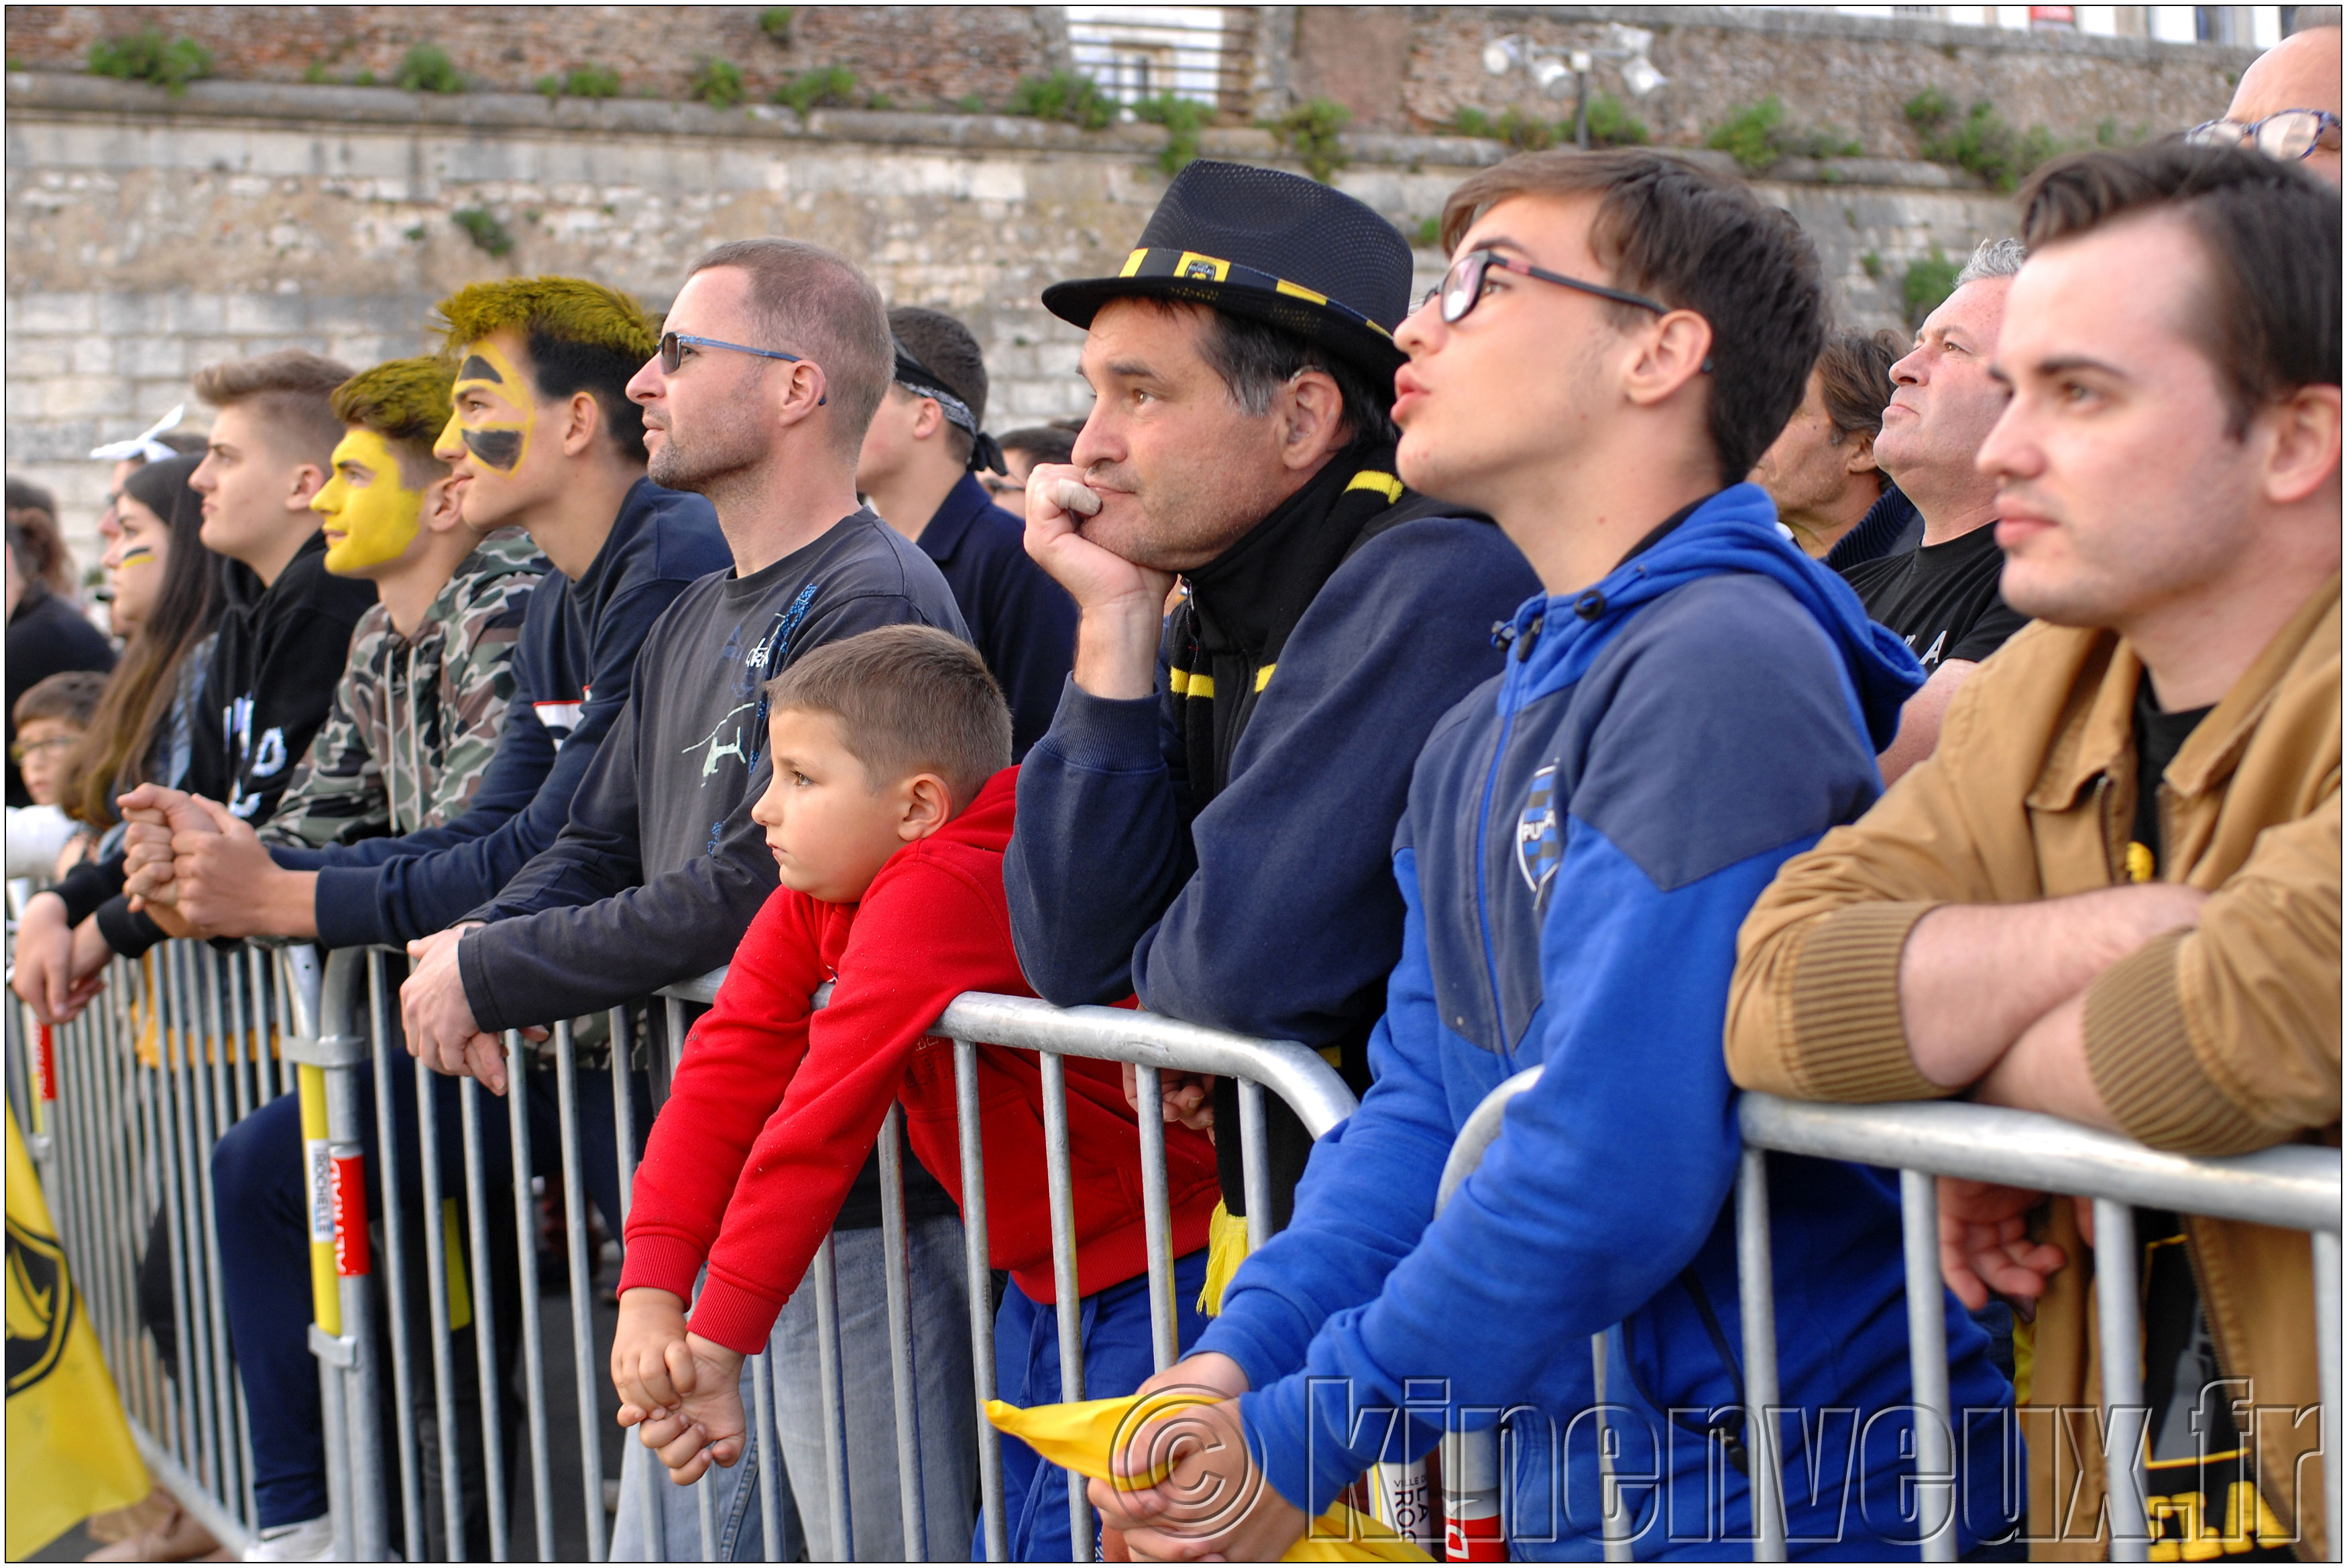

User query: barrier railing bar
[194,944,244,1516]
[2316,1229,2342,1559]
[1038,1049,1090,1559]
[877,1101,930,1561]
[753,1324,782,1563]
[608,1005,665,1567]
[551,1018,609,1562]
[1898,1170,1957,1563]
[1131,1063,1177,1374]
[414,1049,467,1560]
[2092,1200,2150,1563]
[1735,1147,1787,1563]
[366,950,427,1562]
[505,1029,557,1562]
[695,1453,718,1562]
[459,1077,512,1562]
[162,944,219,1490]
[1738,1095,2338,1231]
[811,1233,854,1560]
[952,1038,1009,1563]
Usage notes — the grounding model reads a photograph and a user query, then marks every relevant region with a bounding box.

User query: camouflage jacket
[260,530,547,850]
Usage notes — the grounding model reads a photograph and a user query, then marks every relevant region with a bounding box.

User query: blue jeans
[986,1249,1209,1563]
[610,1213,976,1563]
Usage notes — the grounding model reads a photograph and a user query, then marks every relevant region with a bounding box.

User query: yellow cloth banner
[986,1392,1432,1563]
[7,1105,150,1559]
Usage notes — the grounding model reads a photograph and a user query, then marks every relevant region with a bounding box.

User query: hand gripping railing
[1431,1067,2344,1564]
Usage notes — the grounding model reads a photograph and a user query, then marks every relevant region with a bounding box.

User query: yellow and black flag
[7,1104,149,1558]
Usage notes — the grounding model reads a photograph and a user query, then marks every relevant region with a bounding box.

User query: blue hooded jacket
[1197,485,2018,1559]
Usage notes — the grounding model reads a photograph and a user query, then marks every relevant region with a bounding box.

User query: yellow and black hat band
[1114,248,1395,341]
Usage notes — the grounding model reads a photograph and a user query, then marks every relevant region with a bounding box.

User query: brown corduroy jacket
[1725,575,2340,1561]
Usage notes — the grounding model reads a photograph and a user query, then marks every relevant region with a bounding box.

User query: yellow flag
[7,1105,150,1559]
[987,1394,1434,1563]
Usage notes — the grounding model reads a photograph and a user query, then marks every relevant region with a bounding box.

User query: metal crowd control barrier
[1434,1068,2345,1564]
[5,898,317,1561]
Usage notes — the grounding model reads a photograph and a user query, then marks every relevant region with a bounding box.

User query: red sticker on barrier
[36,1024,55,1101]
[1444,1516,1506,1563]
[331,1154,369,1276]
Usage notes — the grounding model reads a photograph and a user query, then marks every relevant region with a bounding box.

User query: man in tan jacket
[1727,142,2339,1560]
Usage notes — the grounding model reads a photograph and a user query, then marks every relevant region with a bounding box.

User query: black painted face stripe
[461,428,523,470]
[458,355,504,384]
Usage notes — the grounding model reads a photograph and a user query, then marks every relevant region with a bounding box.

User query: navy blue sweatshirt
[456,509,968,1030]
[909,474,1076,760]
[1006,510,1539,1054]
[278,480,730,949]
[1200,485,2014,1554]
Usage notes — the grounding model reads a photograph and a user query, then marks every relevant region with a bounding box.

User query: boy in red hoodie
[612,624,1220,1561]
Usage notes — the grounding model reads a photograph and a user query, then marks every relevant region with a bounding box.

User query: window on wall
[1064,5,1228,106]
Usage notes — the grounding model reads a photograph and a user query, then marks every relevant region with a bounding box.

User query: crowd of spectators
[8,27,2340,1563]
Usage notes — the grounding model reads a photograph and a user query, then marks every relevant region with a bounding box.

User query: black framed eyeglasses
[658,331,827,404]
[2185,109,2343,162]
[1425,247,1672,325]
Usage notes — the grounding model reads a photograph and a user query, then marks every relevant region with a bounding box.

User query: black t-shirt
[2128,678,2290,1556]
[1839,522,2030,674]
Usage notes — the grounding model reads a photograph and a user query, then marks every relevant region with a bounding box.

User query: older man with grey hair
[1843,236,2031,780]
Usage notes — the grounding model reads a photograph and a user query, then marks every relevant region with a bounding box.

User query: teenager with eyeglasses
[398,237,977,1565]
[2190,19,2341,184]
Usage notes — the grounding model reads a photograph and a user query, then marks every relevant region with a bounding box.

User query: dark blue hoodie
[1198,485,2018,1558]
[281,479,730,949]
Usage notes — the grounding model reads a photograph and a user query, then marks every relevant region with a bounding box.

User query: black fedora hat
[1041,160,1412,379]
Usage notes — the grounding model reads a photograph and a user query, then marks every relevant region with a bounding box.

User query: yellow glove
[985,1394,1434,1563]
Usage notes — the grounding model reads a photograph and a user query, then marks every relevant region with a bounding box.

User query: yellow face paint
[313,428,425,575]
[444,339,535,474]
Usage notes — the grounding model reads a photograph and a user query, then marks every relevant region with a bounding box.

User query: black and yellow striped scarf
[1167,442,1408,803]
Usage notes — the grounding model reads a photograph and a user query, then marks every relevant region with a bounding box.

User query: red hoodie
[619,766,1220,1355]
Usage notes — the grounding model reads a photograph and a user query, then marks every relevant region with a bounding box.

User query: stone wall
[5,66,2037,568]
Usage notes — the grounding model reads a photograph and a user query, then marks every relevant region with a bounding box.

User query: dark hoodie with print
[79,530,375,955]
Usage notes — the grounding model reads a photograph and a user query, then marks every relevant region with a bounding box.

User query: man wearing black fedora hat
[1001,157,1539,1556]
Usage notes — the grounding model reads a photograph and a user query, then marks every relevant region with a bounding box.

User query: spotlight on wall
[1477,25,1668,147]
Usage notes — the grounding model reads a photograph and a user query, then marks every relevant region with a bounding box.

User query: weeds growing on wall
[1133,93,1209,174]
[1269,97,1351,183]
[1009,70,1115,129]
[1901,246,1961,328]
[395,44,463,94]
[538,64,622,100]
[1451,97,1650,153]
[1707,97,1864,172]
[87,29,213,96]
[760,8,795,45]
[776,65,860,115]
[1905,88,2059,190]
[452,208,516,258]
[689,57,746,109]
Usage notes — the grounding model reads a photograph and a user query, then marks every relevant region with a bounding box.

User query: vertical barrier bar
[1129,1063,1177,1373]
[297,1049,353,1561]
[811,1235,854,1561]
[506,1031,556,1561]
[1037,1051,1089,1560]
[2315,1229,2342,1563]
[461,1078,512,1562]
[754,1331,782,1563]
[876,1103,928,1560]
[367,951,426,1562]
[1735,1146,1784,1563]
[952,1040,1008,1563]
[612,1006,665,1565]
[1591,1334,1629,1564]
[195,946,245,1514]
[2091,1199,2149,1564]
[1898,1171,1956,1563]
[1237,1077,1275,1246]
[415,1054,467,1559]
[552,1019,608,1562]
[321,1000,389,1561]
[696,1469,717,1562]
[164,945,222,1492]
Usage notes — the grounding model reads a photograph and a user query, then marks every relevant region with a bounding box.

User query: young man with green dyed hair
[122,281,732,1561]
[245,354,549,850]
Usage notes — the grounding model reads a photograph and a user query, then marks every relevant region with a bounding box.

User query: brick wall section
[3,5,1064,111]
